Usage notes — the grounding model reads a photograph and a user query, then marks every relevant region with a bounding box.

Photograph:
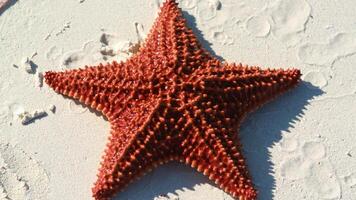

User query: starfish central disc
[44,0,301,200]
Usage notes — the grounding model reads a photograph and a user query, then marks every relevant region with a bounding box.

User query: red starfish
[44,0,301,199]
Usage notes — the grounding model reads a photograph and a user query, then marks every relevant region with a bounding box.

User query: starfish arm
[44,61,152,119]
[130,0,213,75]
[179,95,257,200]
[193,62,301,114]
[92,105,182,200]
[181,130,256,200]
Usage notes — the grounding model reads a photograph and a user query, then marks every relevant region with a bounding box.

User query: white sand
[0,0,356,199]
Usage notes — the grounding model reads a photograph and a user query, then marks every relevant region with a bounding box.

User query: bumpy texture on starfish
[44,0,301,199]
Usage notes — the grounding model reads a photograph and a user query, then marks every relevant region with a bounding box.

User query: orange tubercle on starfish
[44,0,301,199]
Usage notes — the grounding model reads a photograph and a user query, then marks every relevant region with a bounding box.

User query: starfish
[44,0,301,199]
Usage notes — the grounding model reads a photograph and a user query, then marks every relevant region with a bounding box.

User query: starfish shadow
[0,0,17,16]
[112,82,322,200]
[240,82,323,200]
[182,11,225,61]
[113,162,211,200]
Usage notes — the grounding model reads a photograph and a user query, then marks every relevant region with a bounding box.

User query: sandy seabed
[0,0,356,199]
